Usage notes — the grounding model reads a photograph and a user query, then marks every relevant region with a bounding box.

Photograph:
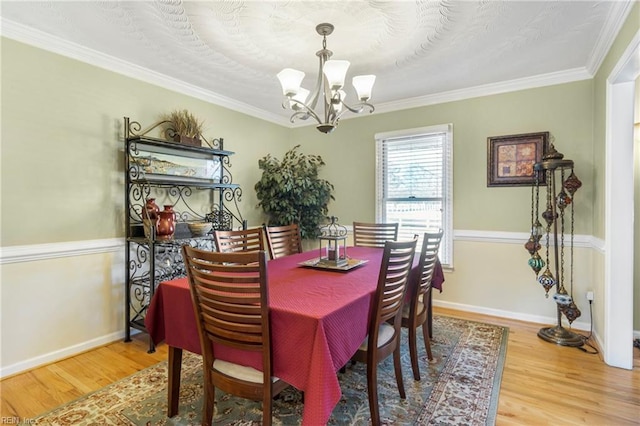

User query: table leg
[428,290,433,339]
[168,346,183,417]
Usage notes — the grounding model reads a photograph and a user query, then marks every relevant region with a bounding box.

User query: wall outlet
[586,290,594,301]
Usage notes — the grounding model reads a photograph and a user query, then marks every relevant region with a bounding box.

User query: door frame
[604,29,639,369]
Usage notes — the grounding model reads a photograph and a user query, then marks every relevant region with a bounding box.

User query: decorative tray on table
[298,257,369,271]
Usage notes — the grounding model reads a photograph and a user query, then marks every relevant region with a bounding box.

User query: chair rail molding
[0,231,603,265]
[453,229,599,250]
[0,238,124,264]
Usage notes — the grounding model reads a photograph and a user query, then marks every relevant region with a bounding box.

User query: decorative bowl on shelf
[187,222,212,237]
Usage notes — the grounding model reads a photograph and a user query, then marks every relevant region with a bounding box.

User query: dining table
[144,245,444,425]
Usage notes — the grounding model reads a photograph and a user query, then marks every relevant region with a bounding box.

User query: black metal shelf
[127,236,213,245]
[127,135,234,157]
[123,116,243,352]
[130,176,240,190]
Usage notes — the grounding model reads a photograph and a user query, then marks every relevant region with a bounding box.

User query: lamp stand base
[537,325,585,347]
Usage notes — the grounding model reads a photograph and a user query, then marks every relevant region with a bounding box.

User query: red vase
[156,205,176,239]
[144,198,160,220]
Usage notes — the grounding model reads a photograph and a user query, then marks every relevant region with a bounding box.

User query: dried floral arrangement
[163,109,204,139]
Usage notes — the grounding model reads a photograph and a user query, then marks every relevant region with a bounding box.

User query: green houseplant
[255,145,334,239]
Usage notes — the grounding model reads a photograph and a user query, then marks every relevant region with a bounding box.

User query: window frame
[374,124,453,267]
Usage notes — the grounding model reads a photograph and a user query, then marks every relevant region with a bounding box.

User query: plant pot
[173,134,201,147]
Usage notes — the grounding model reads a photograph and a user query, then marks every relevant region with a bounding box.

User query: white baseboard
[433,299,605,352]
[0,329,140,379]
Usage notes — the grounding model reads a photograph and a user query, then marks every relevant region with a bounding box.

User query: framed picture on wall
[487,131,549,187]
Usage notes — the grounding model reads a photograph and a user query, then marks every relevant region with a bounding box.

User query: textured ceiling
[0,1,633,126]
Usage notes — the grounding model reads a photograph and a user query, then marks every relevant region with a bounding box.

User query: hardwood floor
[1,308,638,424]
[438,308,640,425]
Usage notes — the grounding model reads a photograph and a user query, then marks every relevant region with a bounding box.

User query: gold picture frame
[487,132,549,187]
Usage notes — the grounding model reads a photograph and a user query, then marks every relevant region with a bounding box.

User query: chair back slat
[213,227,265,253]
[182,246,269,353]
[353,222,399,248]
[371,239,417,330]
[415,230,444,299]
[399,230,443,382]
[264,224,303,259]
[347,238,417,426]
[182,246,288,425]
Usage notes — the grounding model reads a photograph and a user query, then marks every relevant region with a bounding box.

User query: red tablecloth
[145,246,444,425]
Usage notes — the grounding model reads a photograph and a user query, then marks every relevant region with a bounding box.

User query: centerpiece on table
[318,215,348,268]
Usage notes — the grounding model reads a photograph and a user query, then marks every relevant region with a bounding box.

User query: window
[375,124,453,266]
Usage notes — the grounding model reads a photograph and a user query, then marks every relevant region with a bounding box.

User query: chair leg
[263,396,272,426]
[167,346,183,417]
[392,346,406,399]
[428,291,434,339]
[202,377,215,426]
[366,361,381,426]
[422,322,433,361]
[408,325,421,381]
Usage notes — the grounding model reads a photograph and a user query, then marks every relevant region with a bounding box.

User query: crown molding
[0,18,290,128]
[586,0,636,75]
[289,66,593,130]
[373,67,593,115]
[0,14,613,130]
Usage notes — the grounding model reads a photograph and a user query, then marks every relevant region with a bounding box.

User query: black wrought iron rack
[123,117,244,352]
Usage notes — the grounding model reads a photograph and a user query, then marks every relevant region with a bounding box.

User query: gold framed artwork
[487,132,549,187]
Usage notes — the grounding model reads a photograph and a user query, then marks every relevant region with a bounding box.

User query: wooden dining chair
[263,223,303,259]
[351,238,417,426]
[213,227,264,253]
[182,246,288,426]
[402,230,443,381]
[352,221,399,248]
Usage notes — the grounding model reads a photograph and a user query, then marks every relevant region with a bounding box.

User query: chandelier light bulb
[277,68,305,97]
[352,75,376,101]
[323,60,350,90]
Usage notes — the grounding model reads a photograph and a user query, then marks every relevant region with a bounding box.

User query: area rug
[26,316,508,425]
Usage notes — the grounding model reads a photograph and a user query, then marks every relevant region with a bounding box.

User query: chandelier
[276,23,376,134]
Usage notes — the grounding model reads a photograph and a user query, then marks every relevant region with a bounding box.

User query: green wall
[1,38,291,246]
[290,81,594,235]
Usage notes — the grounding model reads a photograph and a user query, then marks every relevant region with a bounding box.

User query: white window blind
[375,124,453,266]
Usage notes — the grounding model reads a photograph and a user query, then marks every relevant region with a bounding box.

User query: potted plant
[162,109,204,146]
[255,145,334,239]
